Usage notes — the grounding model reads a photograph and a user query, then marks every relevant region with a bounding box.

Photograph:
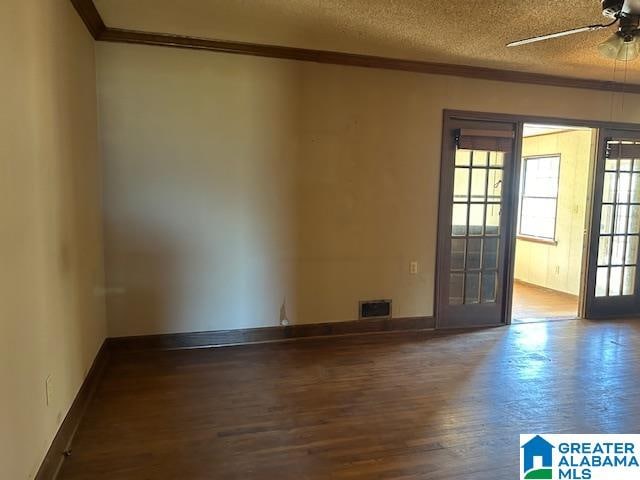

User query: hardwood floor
[512,280,579,323]
[58,319,640,480]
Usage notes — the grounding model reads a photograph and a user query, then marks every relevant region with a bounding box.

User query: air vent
[359,300,392,320]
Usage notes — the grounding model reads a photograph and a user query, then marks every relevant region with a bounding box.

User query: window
[518,155,560,241]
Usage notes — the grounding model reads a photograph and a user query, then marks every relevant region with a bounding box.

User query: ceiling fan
[507,0,640,60]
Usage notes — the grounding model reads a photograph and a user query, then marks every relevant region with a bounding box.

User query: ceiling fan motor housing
[602,0,626,17]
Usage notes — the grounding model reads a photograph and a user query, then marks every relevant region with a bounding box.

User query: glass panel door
[585,130,640,317]
[437,119,517,328]
[449,150,503,306]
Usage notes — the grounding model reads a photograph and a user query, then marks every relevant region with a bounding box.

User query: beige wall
[514,130,595,295]
[0,1,106,478]
[96,42,640,337]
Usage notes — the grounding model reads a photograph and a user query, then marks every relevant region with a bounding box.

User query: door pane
[449,273,464,304]
[453,168,470,202]
[487,169,503,202]
[626,236,638,264]
[466,238,482,270]
[456,150,471,166]
[600,205,614,234]
[447,143,507,309]
[489,151,504,167]
[469,204,485,235]
[452,204,467,236]
[603,172,617,203]
[629,205,640,234]
[598,236,611,266]
[596,267,608,297]
[470,168,487,201]
[615,205,629,234]
[485,204,501,235]
[465,272,481,304]
[618,173,632,203]
[631,173,640,202]
[451,239,466,270]
[481,272,497,303]
[472,151,488,166]
[623,266,636,295]
[483,237,499,269]
[610,266,623,296]
[611,236,625,265]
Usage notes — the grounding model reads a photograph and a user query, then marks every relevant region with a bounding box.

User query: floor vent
[359,300,392,320]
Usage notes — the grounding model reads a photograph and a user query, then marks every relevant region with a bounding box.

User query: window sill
[517,235,557,246]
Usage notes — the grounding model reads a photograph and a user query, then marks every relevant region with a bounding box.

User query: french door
[436,118,518,328]
[585,129,640,317]
[436,113,640,328]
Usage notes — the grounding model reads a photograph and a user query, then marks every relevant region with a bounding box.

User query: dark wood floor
[512,281,579,323]
[59,319,640,480]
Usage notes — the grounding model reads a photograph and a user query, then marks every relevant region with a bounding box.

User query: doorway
[436,111,640,329]
[511,124,596,323]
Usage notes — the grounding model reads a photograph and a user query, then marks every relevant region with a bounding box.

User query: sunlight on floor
[512,281,578,324]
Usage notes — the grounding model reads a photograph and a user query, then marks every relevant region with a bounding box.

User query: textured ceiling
[95,0,640,83]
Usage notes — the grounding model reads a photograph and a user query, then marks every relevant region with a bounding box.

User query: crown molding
[71,0,640,94]
[69,0,106,39]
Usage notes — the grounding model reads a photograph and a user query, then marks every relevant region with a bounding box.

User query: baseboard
[514,278,579,298]
[33,316,433,477]
[108,316,435,351]
[35,340,110,480]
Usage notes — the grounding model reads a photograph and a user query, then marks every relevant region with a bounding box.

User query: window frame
[517,154,562,243]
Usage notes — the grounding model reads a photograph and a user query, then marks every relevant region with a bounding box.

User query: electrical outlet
[45,375,53,407]
[410,261,418,274]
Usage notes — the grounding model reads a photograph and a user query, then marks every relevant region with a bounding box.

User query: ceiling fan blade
[507,24,607,47]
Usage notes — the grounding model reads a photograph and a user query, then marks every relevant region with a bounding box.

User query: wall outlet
[410,261,418,274]
[45,375,53,407]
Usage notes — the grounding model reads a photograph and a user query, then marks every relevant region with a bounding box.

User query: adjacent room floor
[512,280,578,324]
[59,319,640,480]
